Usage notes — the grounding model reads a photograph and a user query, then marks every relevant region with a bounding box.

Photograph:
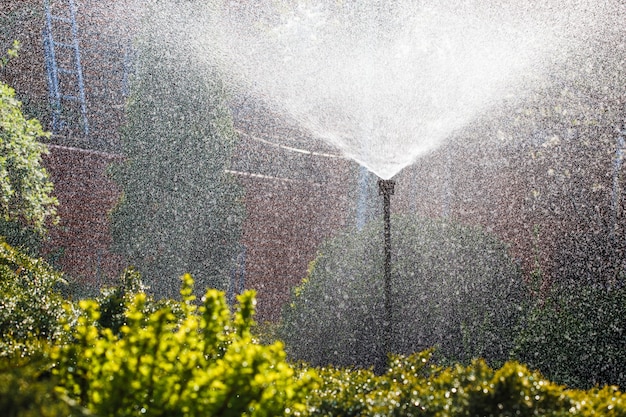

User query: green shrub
[304,350,626,416]
[95,267,151,335]
[52,274,316,416]
[0,353,88,417]
[0,218,42,257]
[109,18,244,300]
[514,280,626,390]
[0,239,66,357]
[0,68,57,233]
[280,215,528,368]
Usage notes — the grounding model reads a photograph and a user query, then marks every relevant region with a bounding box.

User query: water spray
[377,178,395,373]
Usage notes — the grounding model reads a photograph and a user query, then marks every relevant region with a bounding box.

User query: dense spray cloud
[140,0,626,179]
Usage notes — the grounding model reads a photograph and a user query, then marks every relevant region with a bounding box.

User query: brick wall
[41,144,125,286]
[41,141,354,322]
[234,168,353,321]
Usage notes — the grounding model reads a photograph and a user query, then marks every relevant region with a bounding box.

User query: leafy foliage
[281,214,528,368]
[0,239,66,357]
[1,255,624,416]
[52,274,316,417]
[95,267,150,335]
[0,44,57,233]
[0,353,88,417]
[109,24,244,299]
[514,280,626,390]
[0,40,20,69]
[304,350,626,416]
[0,217,42,256]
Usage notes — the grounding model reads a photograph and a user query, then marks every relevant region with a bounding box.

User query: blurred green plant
[0,40,20,69]
[109,13,244,300]
[0,352,90,417]
[0,44,57,234]
[95,267,148,335]
[281,214,528,368]
[0,239,66,358]
[0,217,42,257]
[0,69,67,352]
[514,280,626,390]
[52,274,316,417]
[304,350,626,416]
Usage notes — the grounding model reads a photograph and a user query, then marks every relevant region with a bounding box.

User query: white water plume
[153,0,617,179]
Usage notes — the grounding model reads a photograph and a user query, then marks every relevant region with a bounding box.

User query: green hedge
[280,215,528,368]
[0,239,66,357]
[0,354,86,417]
[51,274,316,417]
[305,350,626,416]
[514,280,626,390]
[1,259,625,416]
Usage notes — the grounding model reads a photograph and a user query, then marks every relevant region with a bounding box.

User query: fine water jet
[181,0,609,179]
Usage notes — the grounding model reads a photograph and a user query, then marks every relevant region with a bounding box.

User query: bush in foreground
[0,239,66,357]
[1,267,625,416]
[0,353,85,417]
[305,350,626,416]
[50,274,315,417]
[514,280,626,390]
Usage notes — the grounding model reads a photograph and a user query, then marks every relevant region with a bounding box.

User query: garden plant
[281,214,529,368]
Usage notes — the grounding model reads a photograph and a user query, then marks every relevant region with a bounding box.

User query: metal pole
[377,179,395,373]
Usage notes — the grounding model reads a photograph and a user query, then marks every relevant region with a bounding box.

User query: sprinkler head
[378,179,396,196]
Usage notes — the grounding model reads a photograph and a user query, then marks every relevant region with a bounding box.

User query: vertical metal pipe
[377,179,395,373]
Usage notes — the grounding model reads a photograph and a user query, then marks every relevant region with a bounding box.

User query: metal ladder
[43,0,89,136]
[611,121,626,235]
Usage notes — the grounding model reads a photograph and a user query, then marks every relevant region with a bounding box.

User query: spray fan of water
[160,0,616,179]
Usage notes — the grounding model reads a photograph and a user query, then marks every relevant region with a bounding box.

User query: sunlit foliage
[0,43,57,234]
[51,274,316,417]
[0,239,65,358]
[1,260,624,416]
[305,350,626,416]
